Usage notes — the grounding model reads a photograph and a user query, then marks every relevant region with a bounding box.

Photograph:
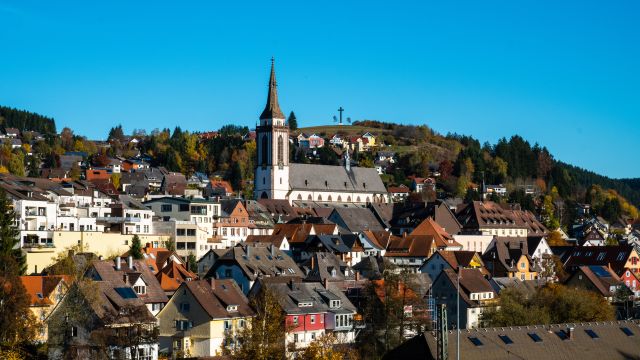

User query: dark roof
[260,280,357,315]
[289,163,387,194]
[301,252,354,282]
[206,244,303,281]
[184,279,255,319]
[329,207,386,233]
[259,59,285,120]
[89,258,168,305]
[436,268,495,306]
[564,245,637,275]
[385,321,640,360]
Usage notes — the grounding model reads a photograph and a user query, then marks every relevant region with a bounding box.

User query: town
[1,62,639,360]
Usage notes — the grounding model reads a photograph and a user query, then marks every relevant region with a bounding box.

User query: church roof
[259,59,285,120]
[289,163,386,194]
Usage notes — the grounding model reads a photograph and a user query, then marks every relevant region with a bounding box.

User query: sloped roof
[20,275,70,306]
[301,252,354,282]
[185,279,255,319]
[564,245,637,275]
[329,207,386,233]
[89,258,168,305]
[385,235,436,258]
[206,244,303,281]
[289,163,386,193]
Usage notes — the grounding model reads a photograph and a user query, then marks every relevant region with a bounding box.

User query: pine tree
[287,111,298,131]
[129,235,143,260]
[0,189,24,275]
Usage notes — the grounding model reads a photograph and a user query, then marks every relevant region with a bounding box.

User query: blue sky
[1,1,638,178]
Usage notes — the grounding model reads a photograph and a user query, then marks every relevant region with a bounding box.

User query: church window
[308,195,312,201]
[297,194,302,200]
[317,195,322,201]
[263,177,266,185]
[277,135,284,165]
[347,196,351,202]
[328,195,332,201]
[337,195,342,202]
[325,180,328,187]
[366,196,371,203]
[261,135,268,165]
[280,178,282,184]
[356,196,361,202]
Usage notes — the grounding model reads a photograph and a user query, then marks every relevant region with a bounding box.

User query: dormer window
[227,305,238,312]
[134,285,147,295]
[330,300,341,309]
[298,301,313,307]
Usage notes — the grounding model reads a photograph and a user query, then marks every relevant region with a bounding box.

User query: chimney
[209,278,216,290]
[271,244,275,257]
[246,245,251,258]
[115,256,121,270]
[311,256,315,269]
[568,327,574,340]
[355,271,360,281]
[128,256,133,269]
[323,278,329,289]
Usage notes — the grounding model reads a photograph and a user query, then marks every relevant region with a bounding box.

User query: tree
[0,189,24,275]
[108,124,125,142]
[187,253,197,274]
[69,163,81,180]
[0,256,37,348]
[129,235,143,260]
[546,230,567,246]
[288,111,298,131]
[299,333,359,360]
[229,287,287,360]
[110,173,121,190]
[483,284,615,327]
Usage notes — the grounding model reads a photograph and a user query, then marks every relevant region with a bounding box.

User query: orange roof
[210,179,234,194]
[19,275,69,307]
[411,218,461,248]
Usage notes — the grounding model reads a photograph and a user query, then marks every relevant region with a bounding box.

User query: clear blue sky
[1,1,638,178]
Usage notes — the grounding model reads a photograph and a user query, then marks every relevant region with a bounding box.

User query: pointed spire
[260,57,285,120]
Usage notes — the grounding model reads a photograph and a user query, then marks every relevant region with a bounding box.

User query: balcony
[96,216,142,223]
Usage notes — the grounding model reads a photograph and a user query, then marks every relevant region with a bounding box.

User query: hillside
[0,106,57,135]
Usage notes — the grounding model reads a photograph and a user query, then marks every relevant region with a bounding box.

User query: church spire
[260,57,285,120]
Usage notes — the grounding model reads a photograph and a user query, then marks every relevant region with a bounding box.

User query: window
[70,326,78,337]
[134,285,147,295]
[621,327,634,336]
[224,320,231,330]
[177,229,186,236]
[555,330,568,340]
[239,319,245,328]
[277,135,284,164]
[293,316,299,326]
[585,329,599,339]
[520,262,525,269]
[161,204,172,212]
[294,333,299,343]
[499,335,513,344]
[310,315,315,324]
[187,229,196,236]
[180,303,190,312]
[468,337,483,346]
[528,332,542,342]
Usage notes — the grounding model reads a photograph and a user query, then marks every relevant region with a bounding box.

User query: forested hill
[557,162,640,207]
[0,106,57,135]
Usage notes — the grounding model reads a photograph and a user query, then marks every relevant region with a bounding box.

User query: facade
[157,279,255,357]
[253,61,387,204]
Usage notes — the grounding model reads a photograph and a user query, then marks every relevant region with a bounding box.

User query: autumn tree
[0,256,37,351]
[482,284,615,327]
[228,287,287,360]
[299,333,359,360]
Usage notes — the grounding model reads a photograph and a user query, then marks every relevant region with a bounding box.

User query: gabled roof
[184,279,255,319]
[436,268,495,306]
[410,217,461,248]
[89,258,168,305]
[289,163,387,194]
[261,279,356,315]
[564,245,637,275]
[20,275,70,306]
[301,252,354,282]
[206,244,303,281]
[329,207,386,233]
[569,265,621,297]
[385,234,436,258]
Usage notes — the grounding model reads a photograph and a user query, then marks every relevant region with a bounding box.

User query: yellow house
[19,275,70,342]
[157,279,255,357]
[482,240,539,280]
[362,132,376,148]
[24,231,171,274]
[511,254,539,281]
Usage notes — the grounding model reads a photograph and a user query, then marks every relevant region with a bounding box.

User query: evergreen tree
[129,235,143,260]
[287,111,298,130]
[0,189,24,275]
[107,124,125,142]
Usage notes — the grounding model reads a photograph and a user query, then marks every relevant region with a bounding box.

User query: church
[253,60,388,205]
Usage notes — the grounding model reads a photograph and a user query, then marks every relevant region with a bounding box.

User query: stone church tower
[254,59,290,200]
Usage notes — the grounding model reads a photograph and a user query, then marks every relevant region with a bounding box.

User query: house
[206,179,234,197]
[376,151,395,163]
[419,250,486,281]
[387,184,410,202]
[253,278,361,349]
[47,280,159,360]
[204,243,303,294]
[483,184,507,197]
[384,321,640,360]
[216,200,250,247]
[20,275,70,342]
[245,233,291,253]
[157,279,255,357]
[300,252,356,283]
[385,234,438,273]
[329,134,345,147]
[620,268,640,297]
[430,268,496,329]
[581,228,607,246]
[297,233,365,267]
[410,217,463,251]
[125,244,197,296]
[161,172,187,196]
[361,132,376,148]
[196,248,228,278]
[482,239,539,280]
[563,245,640,276]
[565,265,623,302]
[86,256,169,315]
[457,201,532,238]
[307,133,325,148]
[390,200,462,236]
[359,230,392,257]
[411,177,436,193]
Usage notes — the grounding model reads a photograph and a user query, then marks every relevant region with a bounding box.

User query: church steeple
[260,58,285,121]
